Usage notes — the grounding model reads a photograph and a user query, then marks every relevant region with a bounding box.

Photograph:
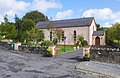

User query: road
[0,46,117,78]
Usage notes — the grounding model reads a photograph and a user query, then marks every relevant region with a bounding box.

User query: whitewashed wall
[62,26,89,45]
[89,19,97,45]
[41,19,97,45]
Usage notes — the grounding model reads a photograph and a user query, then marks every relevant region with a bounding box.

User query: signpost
[64,36,66,52]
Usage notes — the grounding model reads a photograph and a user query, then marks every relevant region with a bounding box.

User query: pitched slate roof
[36,17,94,29]
[93,31,105,36]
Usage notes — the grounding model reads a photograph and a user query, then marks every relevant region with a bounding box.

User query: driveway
[0,46,114,78]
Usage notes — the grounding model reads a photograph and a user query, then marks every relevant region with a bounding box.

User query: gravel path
[0,46,119,78]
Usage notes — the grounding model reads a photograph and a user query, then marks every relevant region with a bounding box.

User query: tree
[112,23,120,42]
[14,12,47,43]
[105,23,120,44]
[96,24,100,30]
[109,23,120,42]
[15,14,22,32]
[17,19,35,42]
[4,14,8,24]
[22,10,48,24]
[26,27,44,42]
[47,18,57,42]
[37,29,44,42]
[55,28,63,43]
[0,23,17,40]
[76,35,88,47]
[0,24,6,35]
[14,14,23,42]
[22,19,35,31]
[5,23,17,40]
[0,15,17,40]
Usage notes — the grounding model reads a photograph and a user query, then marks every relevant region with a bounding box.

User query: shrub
[0,35,2,40]
[52,38,58,44]
[41,40,53,46]
[75,41,80,47]
[47,47,52,54]
[82,40,88,46]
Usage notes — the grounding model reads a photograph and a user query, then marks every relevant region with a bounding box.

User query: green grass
[113,40,120,44]
[56,45,74,54]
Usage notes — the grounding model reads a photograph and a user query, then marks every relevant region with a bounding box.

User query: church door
[95,36,100,45]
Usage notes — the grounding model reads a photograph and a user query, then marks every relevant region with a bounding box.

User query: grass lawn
[113,40,120,44]
[56,45,74,54]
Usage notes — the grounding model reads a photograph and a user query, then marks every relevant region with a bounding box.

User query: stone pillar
[83,45,91,60]
[52,45,56,57]
[14,43,21,50]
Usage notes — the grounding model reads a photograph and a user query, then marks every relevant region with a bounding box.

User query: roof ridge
[36,17,95,28]
[52,17,94,22]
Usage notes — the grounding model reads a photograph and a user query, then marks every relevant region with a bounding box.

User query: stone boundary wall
[90,46,120,64]
[0,42,11,49]
[111,43,120,48]
[18,46,50,56]
[0,41,51,57]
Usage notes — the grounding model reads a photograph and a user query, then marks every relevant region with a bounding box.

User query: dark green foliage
[0,11,47,43]
[14,13,45,43]
[4,14,8,24]
[96,24,100,30]
[36,30,44,42]
[5,23,17,40]
[76,35,88,47]
[14,15,23,42]
[0,19,17,40]
[26,27,44,42]
[77,35,84,42]
[82,40,88,46]
[22,10,48,24]
[14,11,48,42]
[41,40,53,46]
[52,38,58,44]
[0,35,2,40]
[100,23,120,44]
[22,19,35,31]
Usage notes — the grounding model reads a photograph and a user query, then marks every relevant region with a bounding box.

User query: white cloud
[82,8,120,27]
[0,0,30,23]
[0,14,4,24]
[114,19,120,23]
[82,8,113,20]
[55,9,73,19]
[104,22,112,27]
[0,0,62,22]
[0,0,30,17]
[31,0,62,12]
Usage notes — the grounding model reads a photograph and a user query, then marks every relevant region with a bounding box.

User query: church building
[36,17,105,46]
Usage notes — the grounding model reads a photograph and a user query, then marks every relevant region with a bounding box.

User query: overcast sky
[0,0,120,27]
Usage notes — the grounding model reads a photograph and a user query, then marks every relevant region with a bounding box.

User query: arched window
[62,31,64,41]
[74,30,77,41]
[50,31,52,41]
